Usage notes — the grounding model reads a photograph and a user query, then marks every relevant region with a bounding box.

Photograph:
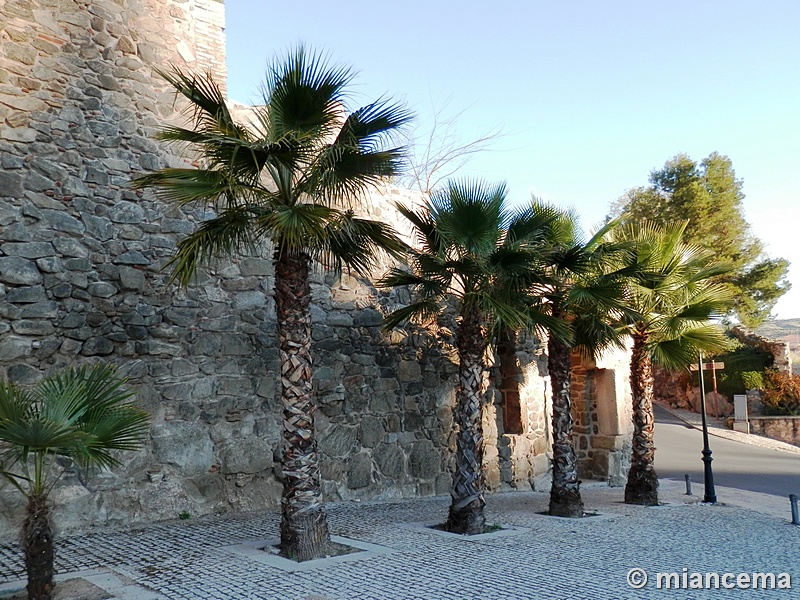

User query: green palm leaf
[133,45,410,289]
[0,365,149,495]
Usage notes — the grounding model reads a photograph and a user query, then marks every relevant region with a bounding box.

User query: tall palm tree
[380,180,558,534]
[531,205,631,517]
[0,365,149,600]
[609,220,731,505]
[132,47,410,560]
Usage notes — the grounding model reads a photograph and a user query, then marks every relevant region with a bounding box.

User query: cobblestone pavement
[1,479,798,600]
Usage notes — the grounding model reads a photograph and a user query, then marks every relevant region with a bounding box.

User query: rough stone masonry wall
[0,0,559,539]
[749,416,800,449]
[730,325,792,374]
[570,347,633,487]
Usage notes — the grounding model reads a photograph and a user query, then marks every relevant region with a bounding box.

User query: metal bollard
[790,494,800,526]
[684,474,692,496]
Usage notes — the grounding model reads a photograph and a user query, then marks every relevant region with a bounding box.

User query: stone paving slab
[1,479,798,599]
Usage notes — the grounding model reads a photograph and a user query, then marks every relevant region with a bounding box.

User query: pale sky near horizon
[223,0,800,320]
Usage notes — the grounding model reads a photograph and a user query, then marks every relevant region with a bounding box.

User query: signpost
[689,360,725,418]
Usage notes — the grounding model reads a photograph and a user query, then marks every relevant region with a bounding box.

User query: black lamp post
[698,352,717,503]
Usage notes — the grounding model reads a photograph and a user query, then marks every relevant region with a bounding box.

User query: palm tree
[380,179,558,534]
[532,206,631,517]
[609,220,731,505]
[132,47,410,560]
[0,365,149,600]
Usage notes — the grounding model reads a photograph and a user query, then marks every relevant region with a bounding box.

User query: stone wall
[485,330,552,492]
[571,346,633,486]
[0,0,573,539]
[749,416,800,448]
[730,325,792,374]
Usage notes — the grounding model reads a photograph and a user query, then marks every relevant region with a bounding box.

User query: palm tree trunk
[446,306,486,534]
[624,331,659,505]
[547,333,584,517]
[24,493,54,600]
[275,248,331,561]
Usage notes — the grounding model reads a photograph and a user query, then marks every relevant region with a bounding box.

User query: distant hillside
[755,318,800,342]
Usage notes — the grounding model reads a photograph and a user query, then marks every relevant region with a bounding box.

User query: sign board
[689,362,725,371]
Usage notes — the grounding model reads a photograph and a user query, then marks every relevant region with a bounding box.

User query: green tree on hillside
[613,152,789,328]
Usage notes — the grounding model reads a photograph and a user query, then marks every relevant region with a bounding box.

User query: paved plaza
[1,478,798,600]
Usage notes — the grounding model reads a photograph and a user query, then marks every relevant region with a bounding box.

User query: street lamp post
[698,352,717,503]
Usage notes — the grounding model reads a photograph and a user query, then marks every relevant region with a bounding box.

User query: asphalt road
[653,404,800,498]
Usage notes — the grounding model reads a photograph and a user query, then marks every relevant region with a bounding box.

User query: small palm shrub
[0,364,149,600]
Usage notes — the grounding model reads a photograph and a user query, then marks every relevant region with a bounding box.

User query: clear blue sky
[224,0,800,320]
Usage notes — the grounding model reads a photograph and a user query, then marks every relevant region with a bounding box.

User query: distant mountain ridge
[755,318,800,342]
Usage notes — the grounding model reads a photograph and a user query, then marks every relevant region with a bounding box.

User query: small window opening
[497,329,524,434]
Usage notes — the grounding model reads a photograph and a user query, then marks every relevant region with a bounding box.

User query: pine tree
[614,152,789,327]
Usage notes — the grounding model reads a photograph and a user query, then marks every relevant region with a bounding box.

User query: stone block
[0,172,24,197]
[11,320,55,336]
[318,425,358,458]
[374,444,406,479]
[0,336,32,360]
[1,242,54,259]
[89,281,118,298]
[354,308,382,327]
[53,238,89,258]
[220,333,253,356]
[113,251,150,265]
[358,416,385,448]
[0,257,42,285]
[398,360,422,382]
[81,336,115,356]
[407,440,439,478]
[119,266,146,292]
[109,201,145,223]
[36,257,63,273]
[41,210,84,234]
[590,434,625,451]
[233,291,266,309]
[7,363,41,385]
[347,452,373,489]
[6,286,47,303]
[151,421,214,476]
[20,301,58,318]
[220,437,274,474]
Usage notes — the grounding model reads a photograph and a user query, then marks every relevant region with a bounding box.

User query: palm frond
[383,299,442,330]
[131,168,240,207]
[394,202,442,254]
[505,198,567,247]
[337,97,413,151]
[165,207,261,286]
[157,67,244,139]
[302,146,406,203]
[430,179,505,256]
[312,211,407,274]
[264,45,352,143]
[0,380,33,423]
[0,365,149,494]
